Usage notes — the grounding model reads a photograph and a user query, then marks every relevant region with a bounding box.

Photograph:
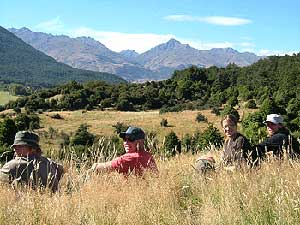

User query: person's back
[0,155,63,192]
[0,131,64,192]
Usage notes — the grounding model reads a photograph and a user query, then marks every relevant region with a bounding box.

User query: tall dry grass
[1,150,300,225]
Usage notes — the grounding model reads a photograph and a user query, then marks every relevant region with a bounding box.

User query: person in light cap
[0,131,64,192]
[91,126,158,176]
[257,114,300,158]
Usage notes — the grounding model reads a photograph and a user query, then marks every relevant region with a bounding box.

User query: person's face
[266,122,280,136]
[222,119,237,138]
[123,136,138,153]
[13,145,34,157]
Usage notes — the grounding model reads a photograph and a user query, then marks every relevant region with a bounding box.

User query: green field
[0,91,18,105]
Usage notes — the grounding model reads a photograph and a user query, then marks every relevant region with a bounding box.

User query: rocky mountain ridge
[9,27,262,81]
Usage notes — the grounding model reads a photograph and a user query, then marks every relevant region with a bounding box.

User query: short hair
[221,114,238,127]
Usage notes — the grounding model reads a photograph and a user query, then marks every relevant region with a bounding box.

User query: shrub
[221,105,240,121]
[112,122,128,134]
[211,107,220,116]
[195,113,208,123]
[160,118,168,127]
[241,112,266,144]
[245,99,257,109]
[194,124,224,150]
[70,124,95,146]
[163,131,181,157]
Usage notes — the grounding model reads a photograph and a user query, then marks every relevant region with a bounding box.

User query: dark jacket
[257,127,300,158]
[0,155,64,192]
[222,133,253,167]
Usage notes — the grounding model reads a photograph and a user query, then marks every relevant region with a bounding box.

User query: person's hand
[87,163,98,174]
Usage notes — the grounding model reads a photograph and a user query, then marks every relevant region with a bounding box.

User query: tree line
[2,53,300,145]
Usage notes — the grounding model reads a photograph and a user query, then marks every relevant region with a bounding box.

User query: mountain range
[9,27,262,82]
[0,26,125,87]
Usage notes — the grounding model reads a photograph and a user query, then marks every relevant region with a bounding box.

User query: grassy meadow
[0,91,18,105]
[38,109,222,150]
[1,109,300,224]
[1,152,300,224]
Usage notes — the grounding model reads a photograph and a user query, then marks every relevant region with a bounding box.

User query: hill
[9,27,262,81]
[0,26,126,87]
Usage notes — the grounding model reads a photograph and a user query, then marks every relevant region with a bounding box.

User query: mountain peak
[165,38,182,48]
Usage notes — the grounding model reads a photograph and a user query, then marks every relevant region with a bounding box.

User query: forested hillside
[4,53,300,143]
[0,26,126,87]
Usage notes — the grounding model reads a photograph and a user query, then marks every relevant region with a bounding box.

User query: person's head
[221,114,238,139]
[11,131,41,157]
[119,127,145,152]
[264,114,283,136]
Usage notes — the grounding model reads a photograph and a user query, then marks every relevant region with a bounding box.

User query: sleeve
[0,163,12,183]
[110,155,131,174]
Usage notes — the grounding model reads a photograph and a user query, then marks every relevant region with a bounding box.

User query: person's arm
[91,161,113,173]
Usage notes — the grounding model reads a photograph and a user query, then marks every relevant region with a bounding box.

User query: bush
[163,131,181,157]
[211,107,220,116]
[70,124,95,146]
[241,112,266,144]
[160,118,168,127]
[112,122,128,134]
[194,124,224,150]
[195,113,208,123]
[221,105,240,121]
[245,99,257,109]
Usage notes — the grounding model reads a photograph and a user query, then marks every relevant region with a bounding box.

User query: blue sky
[1,0,300,55]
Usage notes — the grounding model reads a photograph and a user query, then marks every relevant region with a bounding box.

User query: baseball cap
[264,114,283,125]
[119,127,145,141]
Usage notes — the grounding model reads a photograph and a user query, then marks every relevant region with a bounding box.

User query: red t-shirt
[110,150,158,176]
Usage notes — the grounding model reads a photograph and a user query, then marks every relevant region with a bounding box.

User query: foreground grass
[1,152,300,225]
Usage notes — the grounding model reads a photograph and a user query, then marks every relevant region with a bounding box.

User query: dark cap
[119,127,145,141]
[11,131,40,150]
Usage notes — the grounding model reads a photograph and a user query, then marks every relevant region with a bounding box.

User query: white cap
[264,114,283,124]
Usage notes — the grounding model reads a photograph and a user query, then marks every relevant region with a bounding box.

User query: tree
[71,124,95,146]
[195,124,224,150]
[163,131,181,157]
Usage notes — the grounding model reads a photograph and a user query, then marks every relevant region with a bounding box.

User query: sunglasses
[123,136,136,142]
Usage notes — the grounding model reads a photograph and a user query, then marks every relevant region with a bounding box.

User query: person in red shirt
[91,127,158,176]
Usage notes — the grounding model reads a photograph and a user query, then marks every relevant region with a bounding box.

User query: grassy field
[1,152,300,225]
[0,91,18,105]
[39,109,221,137]
[0,109,299,224]
[38,109,222,149]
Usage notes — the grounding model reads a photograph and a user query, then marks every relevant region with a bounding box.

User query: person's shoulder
[236,133,249,142]
[0,157,27,172]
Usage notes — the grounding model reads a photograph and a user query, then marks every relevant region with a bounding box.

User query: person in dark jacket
[0,131,64,192]
[257,114,300,158]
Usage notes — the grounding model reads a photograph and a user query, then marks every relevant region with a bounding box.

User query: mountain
[9,27,158,81]
[0,26,125,87]
[136,39,261,76]
[9,27,262,81]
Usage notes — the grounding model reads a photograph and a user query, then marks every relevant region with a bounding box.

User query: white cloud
[257,49,297,56]
[164,15,252,26]
[184,40,234,50]
[35,16,64,32]
[69,27,175,53]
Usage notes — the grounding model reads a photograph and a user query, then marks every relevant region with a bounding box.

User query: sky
[1,0,300,56]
